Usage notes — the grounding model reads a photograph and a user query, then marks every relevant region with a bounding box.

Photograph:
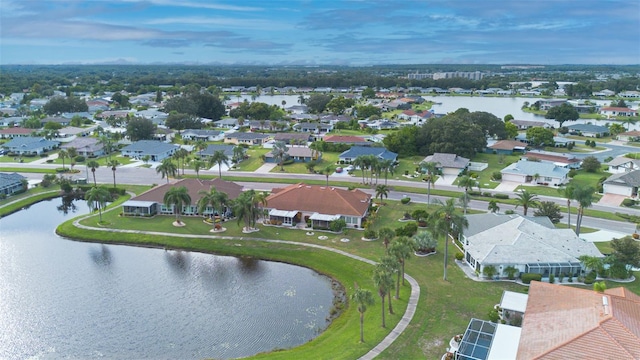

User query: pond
[0,199,336,359]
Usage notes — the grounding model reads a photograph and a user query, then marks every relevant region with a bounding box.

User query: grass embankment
[0,187,61,217]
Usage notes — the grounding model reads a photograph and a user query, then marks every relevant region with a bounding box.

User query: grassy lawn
[0,166,56,174]
[0,186,61,217]
[470,153,522,190]
[391,156,428,183]
[50,154,134,167]
[0,155,43,163]
[270,152,341,174]
[231,147,270,171]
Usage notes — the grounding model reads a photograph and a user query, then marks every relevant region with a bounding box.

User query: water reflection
[164,250,190,275]
[237,256,263,276]
[89,244,112,267]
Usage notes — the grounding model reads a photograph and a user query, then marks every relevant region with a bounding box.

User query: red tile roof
[489,140,528,150]
[132,178,243,204]
[323,135,368,143]
[266,183,370,217]
[0,127,32,135]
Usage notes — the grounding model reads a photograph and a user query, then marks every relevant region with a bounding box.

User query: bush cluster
[363,229,377,239]
[400,197,411,204]
[622,198,637,207]
[494,193,509,199]
[395,222,418,237]
[521,273,542,284]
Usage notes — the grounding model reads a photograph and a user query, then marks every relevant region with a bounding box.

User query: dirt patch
[418,337,444,356]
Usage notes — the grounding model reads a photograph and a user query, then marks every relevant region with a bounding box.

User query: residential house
[515,133,575,148]
[0,127,33,139]
[198,144,235,159]
[600,107,638,118]
[486,140,528,155]
[603,170,640,198]
[293,122,333,134]
[213,118,239,129]
[265,183,371,228]
[454,282,640,360]
[619,90,640,98]
[524,150,582,169]
[566,124,609,138]
[323,135,370,146]
[605,155,640,174]
[41,116,71,127]
[618,130,640,142]
[0,172,26,196]
[273,132,311,145]
[509,120,550,130]
[462,213,602,277]
[0,116,25,127]
[363,120,399,130]
[501,159,570,185]
[397,109,433,125]
[60,137,104,157]
[224,132,269,145]
[592,89,616,97]
[422,153,470,177]
[285,104,308,114]
[2,136,59,155]
[58,126,96,139]
[122,178,243,217]
[338,146,398,164]
[265,146,317,163]
[181,129,223,142]
[120,140,179,162]
[539,99,566,110]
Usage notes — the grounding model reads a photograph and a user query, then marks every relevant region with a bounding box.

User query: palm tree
[375,184,390,204]
[232,145,246,164]
[558,184,575,229]
[233,190,260,231]
[379,159,395,185]
[378,227,395,252]
[353,156,367,184]
[208,150,229,179]
[488,200,500,213]
[253,191,269,220]
[514,189,539,216]
[366,155,378,184]
[174,148,189,175]
[350,285,374,343]
[67,147,78,169]
[156,158,177,183]
[321,165,333,186]
[578,255,604,274]
[372,266,394,328]
[58,149,68,170]
[87,160,100,186]
[85,186,110,222]
[192,159,205,179]
[432,198,468,281]
[197,186,229,219]
[573,185,595,235]
[163,186,191,224]
[388,236,413,298]
[271,141,289,172]
[108,159,119,189]
[457,175,477,215]
[194,140,207,155]
[419,161,438,205]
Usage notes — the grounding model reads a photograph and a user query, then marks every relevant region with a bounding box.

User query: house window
[544,177,552,182]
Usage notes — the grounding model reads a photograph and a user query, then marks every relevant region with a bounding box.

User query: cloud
[119,0,263,12]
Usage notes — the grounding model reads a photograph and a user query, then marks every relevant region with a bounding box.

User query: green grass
[470,153,522,190]
[0,155,43,163]
[0,187,61,217]
[270,152,340,174]
[231,147,270,171]
[554,223,598,233]
[0,166,57,173]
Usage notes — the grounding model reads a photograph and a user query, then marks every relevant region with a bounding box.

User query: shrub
[400,197,411,204]
[395,222,418,237]
[74,155,85,163]
[46,159,54,163]
[622,198,636,207]
[483,192,493,197]
[455,252,464,261]
[329,218,347,232]
[468,190,481,196]
[549,274,555,283]
[584,271,597,285]
[521,273,542,284]
[494,193,509,199]
[363,229,377,239]
[504,210,515,215]
[488,309,500,323]
[491,172,502,181]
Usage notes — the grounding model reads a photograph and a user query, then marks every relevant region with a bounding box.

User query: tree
[515,189,539,216]
[165,112,202,130]
[85,186,110,223]
[457,175,477,215]
[271,141,289,171]
[126,117,155,141]
[209,150,229,179]
[504,114,514,122]
[558,184,575,229]
[378,159,395,185]
[323,165,334,186]
[197,186,229,219]
[611,237,640,269]
[388,236,413,298]
[306,94,332,113]
[350,286,374,343]
[581,156,601,173]
[420,115,487,158]
[87,160,100,186]
[578,255,604,274]
[108,160,119,189]
[412,230,437,254]
[193,159,206,179]
[156,158,177,183]
[361,87,376,99]
[326,96,355,115]
[67,147,78,169]
[232,145,246,164]
[375,184,390,204]
[488,200,500,213]
[58,149,68,170]
[526,127,555,147]
[573,185,595,235]
[504,121,518,139]
[431,198,468,281]
[466,111,507,139]
[419,161,438,205]
[378,255,399,315]
[533,201,563,223]
[233,190,260,231]
[378,227,395,252]
[608,123,626,136]
[355,105,382,119]
[163,186,191,224]
[545,103,579,128]
[372,266,394,328]
[173,148,189,175]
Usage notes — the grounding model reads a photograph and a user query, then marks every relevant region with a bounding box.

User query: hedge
[521,273,542,284]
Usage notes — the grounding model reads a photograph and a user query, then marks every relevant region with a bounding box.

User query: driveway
[598,193,626,207]
[435,174,456,186]
[254,163,277,174]
[494,180,521,192]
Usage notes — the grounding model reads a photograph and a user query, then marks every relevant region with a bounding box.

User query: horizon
[1,0,639,66]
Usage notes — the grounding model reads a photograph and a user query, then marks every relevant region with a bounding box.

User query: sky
[1,0,639,66]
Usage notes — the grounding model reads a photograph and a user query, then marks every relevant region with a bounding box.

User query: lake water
[0,199,335,359]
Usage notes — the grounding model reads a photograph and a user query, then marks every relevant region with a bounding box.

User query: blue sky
[1,0,639,65]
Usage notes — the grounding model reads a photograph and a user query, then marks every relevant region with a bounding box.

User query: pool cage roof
[457,319,496,360]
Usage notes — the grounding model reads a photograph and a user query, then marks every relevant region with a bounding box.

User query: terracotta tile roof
[489,140,528,150]
[323,135,368,143]
[132,178,243,204]
[517,282,640,359]
[266,183,370,217]
[525,152,580,164]
[0,127,32,135]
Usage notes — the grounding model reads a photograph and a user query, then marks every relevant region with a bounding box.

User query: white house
[500,159,570,186]
[602,170,640,198]
[120,140,179,162]
[605,156,640,174]
[600,107,638,118]
[422,153,470,177]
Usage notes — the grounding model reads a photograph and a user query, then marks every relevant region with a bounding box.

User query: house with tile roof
[602,170,640,198]
[265,146,318,163]
[120,140,179,162]
[0,172,27,196]
[523,150,582,169]
[197,144,235,159]
[60,137,104,157]
[501,159,570,186]
[265,183,371,228]
[323,135,370,146]
[462,213,602,278]
[338,146,397,164]
[122,178,243,217]
[509,120,551,130]
[273,132,311,145]
[0,127,33,139]
[600,107,638,118]
[617,130,640,142]
[2,136,60,155]
[454,282,640,360]
[181,129,223,141]
[486,140,528,155]
[422,153,470,177]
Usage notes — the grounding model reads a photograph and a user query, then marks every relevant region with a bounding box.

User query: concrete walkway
[71,206,420,359]
[254,162,277,173]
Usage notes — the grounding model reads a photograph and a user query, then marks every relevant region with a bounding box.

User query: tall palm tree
[379,159,395,185]
[350,286,374,343]
[271,141,289,172]
[378,255,399,315]
[209,150,230,179]
[323,165,334,186]
[573,185,595,235]
[372,266,394,328]
[163,186,191,224]
[419,161,438,205]
[366,155,378,184]
[378,227,396,252]
[197,186,228,219]
[353,156,367,184]
[194,140,207,155]
[87,160,100,186]
[232,145,246,164]
[432,198,468,281]
[457,175,477,215]
[375,184,390,204]
[58,149,68,170]
[108,159,119,189]
[174,148,189,175]
[515,189,539,216]
[67,147,78,169]
[85,186,110,222]
[156,158,177,183]
[233,190,259,231]
[253,191,269,220]
[192,159,206,179]
[558,184,575,229]
[388,236,413,298]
